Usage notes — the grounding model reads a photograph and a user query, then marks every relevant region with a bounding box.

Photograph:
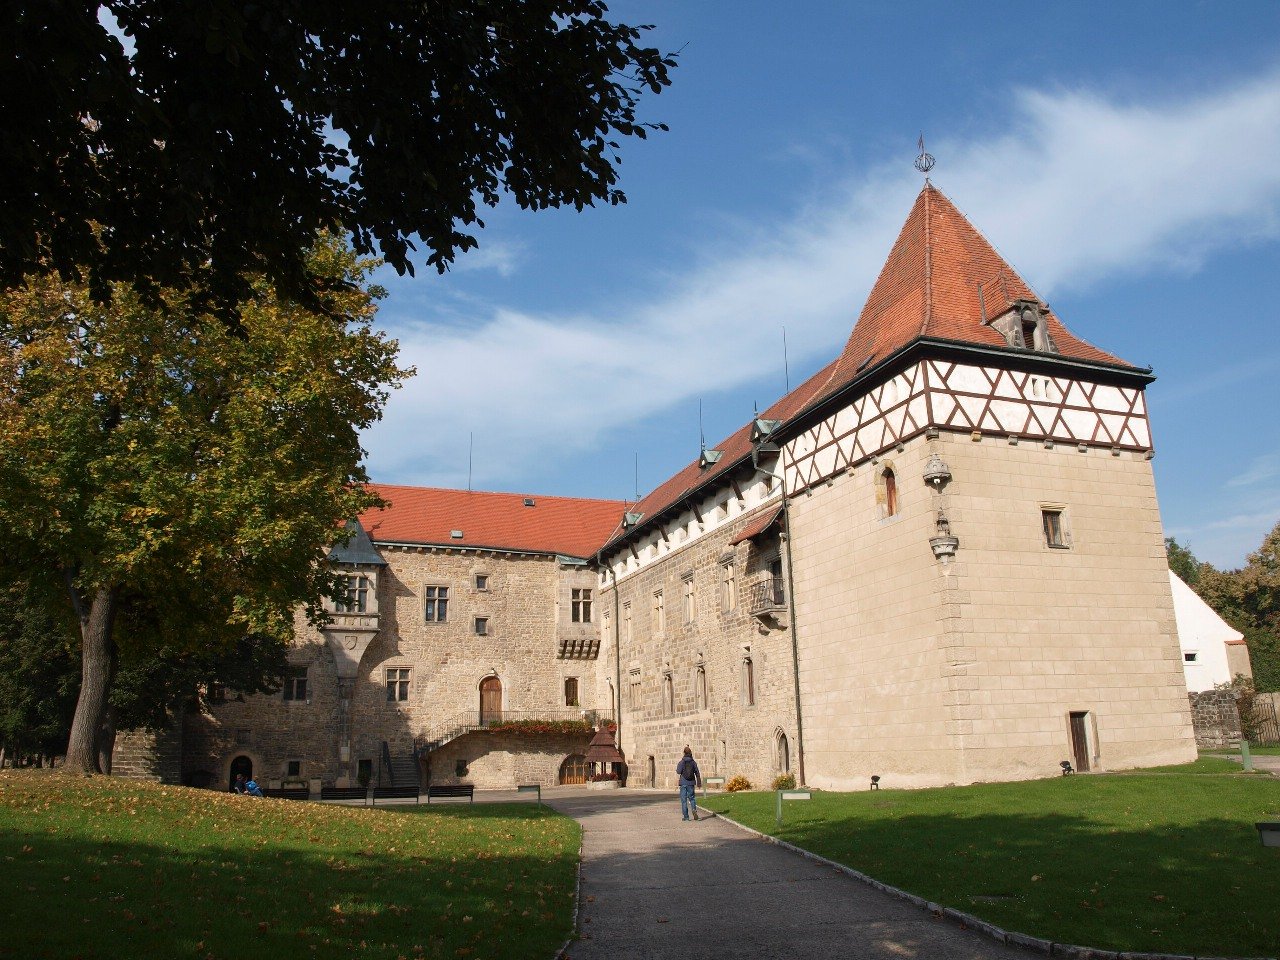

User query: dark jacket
[676,757,701,786]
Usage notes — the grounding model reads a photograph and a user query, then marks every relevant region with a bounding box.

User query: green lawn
[703,767,1279,956]
[0,772,579,960]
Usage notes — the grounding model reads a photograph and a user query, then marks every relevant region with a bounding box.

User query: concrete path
[546,790,1027,960]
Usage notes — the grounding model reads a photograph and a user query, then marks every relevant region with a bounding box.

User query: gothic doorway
[229,755,252,791]
[480,676,503,725]
[559,754,589,785]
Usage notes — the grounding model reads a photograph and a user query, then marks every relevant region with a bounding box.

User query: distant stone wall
[1188,689,1241,748]
[425,730,592,789]
[112,722,184,783]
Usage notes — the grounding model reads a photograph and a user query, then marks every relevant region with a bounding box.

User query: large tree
[3,2,675,310]
[0,237,409,773]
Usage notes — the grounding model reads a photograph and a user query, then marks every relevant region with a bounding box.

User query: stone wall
[602,505,798,791]
[181,547,606,789]
[425,730,592,788]
[112,721,184,783]
[1188,689,1241,748]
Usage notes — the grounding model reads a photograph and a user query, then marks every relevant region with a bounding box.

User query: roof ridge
[368,482,626,506]
[921,183,933,338]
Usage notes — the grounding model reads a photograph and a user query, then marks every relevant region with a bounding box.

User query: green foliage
[1194,522,1280,691]
[725,774,752,792]
[704,770,1280,956]
[0,581,79,758]
[1164,537,1203,586]
[770,773,796,790]
[0,771,579,958]
[4,2,675,313]
[0,235,410,766]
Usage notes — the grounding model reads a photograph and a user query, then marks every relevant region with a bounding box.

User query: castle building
[119,184,1197,791]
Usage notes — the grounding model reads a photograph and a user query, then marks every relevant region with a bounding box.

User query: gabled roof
[358,485,627,559]
[599,360,837,552]
[602,184,1140,555]
[328,519,387,566]
[815,184,1130,402]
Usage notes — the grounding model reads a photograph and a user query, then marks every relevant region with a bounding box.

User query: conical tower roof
[327,519,386,566]
[817,184,1130,402]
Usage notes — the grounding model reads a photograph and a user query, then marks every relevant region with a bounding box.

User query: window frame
[474,616,489,636]
[474,573,489,591]
[336,573,371,613]
[652,590,665,634]
[423,585,450,622]
[564,677,579,707]
[571,587,593,624]
[742,656,756,707]
[282,666,308,702]
[1042,506,1069,549]
[385,667,411,702]
[721,561,736,612]
[682,575,695,623]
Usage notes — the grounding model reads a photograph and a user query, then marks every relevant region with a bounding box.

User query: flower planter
[1257,822,1280,847]
[588,779,620,791]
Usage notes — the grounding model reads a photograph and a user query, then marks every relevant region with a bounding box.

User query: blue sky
[363,1,1280,570]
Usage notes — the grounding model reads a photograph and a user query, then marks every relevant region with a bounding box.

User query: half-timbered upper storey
[599,183,1157,582]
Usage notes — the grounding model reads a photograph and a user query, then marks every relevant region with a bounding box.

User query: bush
[725,775,752,792]
[771,773,796,790]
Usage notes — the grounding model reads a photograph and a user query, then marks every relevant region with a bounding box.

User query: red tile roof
[729,506,784,546]
[358,484,627,559]
[603,185,1136,552]
[815,184,1129,401]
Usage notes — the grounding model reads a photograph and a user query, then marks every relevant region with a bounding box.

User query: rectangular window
[653,590,665,633]
[474,616,489,636]
[282,667,308,702]
[603,608,611,638]
[572,587,593,623]
[286,760,301,778]
[236,728,251,745]
[386,667,410,702]
[564,677,579,706]
[424,585,449,622]
[682,576,695,622]
[623,602,632,643]
[337,574,370,613]
[743,658,756,707]
[207,683,226,705]
[721,562,736,612]
[475,574,489,591]
[1042,509,1066,548]
[663,674,674,715]
[629,680,641,710]
[1184,651,1198,663]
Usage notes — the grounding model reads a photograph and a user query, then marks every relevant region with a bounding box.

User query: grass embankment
[703,766,1279,956]
[0,772,578,960]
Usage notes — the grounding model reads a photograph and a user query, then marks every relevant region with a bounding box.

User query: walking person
[676,746,701,821]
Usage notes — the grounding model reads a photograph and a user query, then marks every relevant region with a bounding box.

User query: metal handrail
[747,577,786,612]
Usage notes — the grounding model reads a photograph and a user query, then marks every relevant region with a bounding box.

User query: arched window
[775,730,790,773]
[883,468,898,517]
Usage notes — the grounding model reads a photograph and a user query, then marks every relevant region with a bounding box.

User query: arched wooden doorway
[229,755,252,791]
[479,676,503,725]
[559,754,589,785]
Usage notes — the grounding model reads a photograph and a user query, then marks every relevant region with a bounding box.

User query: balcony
[747,577,787,615]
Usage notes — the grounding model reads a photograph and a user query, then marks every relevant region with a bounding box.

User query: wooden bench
[262,786,310,801]
[320,786,370,804]
[516,784,541,805]
[426,784,474,804]
[372,785,420,805]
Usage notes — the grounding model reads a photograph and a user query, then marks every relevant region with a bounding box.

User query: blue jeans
[679,781,698,819]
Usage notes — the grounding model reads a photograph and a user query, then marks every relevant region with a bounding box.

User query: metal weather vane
[915,134,935,178]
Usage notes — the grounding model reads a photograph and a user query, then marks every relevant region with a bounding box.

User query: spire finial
[914,133,935,180]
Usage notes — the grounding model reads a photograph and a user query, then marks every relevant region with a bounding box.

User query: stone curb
[552,839,584,960]
[706,811,1275,960]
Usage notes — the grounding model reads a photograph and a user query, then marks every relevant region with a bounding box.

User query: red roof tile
[729,506,784,546]
[816,185,1130,400]
[358,485,626,559]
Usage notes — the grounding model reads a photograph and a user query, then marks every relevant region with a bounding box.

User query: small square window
[1042,509,1067,548]
[283,667,308,702]
[474,616,489,636]
[286,760,301,778]
[475,574,489,591]
[1184,652,1198,663]
[424,585,449,622]
[386,668,410,702]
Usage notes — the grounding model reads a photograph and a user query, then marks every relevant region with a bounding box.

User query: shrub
[725,775,752,792]
[771,773,796,790]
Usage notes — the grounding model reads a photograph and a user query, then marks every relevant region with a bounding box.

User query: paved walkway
[546,790,1027,960]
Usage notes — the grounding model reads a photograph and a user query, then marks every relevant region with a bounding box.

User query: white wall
[1170,571,1241,692]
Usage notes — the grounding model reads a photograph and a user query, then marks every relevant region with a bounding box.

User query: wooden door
[1069,712,1090,772]
[480,676,502,725]
[559,754,589,785]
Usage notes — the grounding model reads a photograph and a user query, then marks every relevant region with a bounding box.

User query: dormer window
[987,298,1057,353]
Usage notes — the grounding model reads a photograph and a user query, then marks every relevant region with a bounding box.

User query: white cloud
[450,239,528,278]
[1228,453,1280,489]
[363,67,1280,490]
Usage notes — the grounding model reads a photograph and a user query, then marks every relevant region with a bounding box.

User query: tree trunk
[97,704,117,775]
[64,585,119,774]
